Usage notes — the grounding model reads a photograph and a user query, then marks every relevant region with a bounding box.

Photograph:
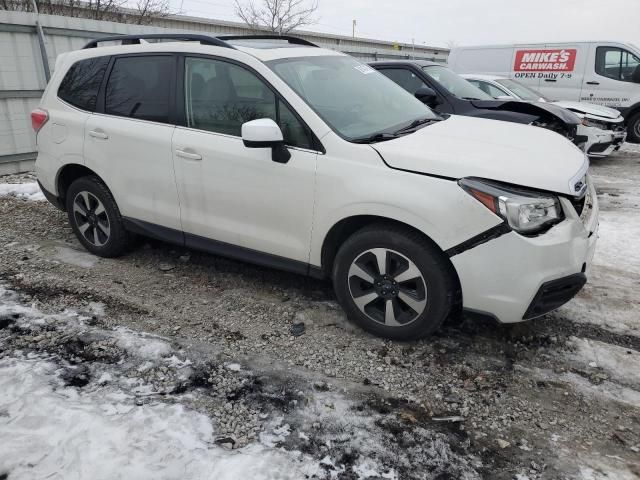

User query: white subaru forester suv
[33,34,598,340]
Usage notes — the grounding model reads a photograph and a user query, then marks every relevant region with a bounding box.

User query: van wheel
[332,224,457,340]
[627,112,640,144]
[65,176,130,257]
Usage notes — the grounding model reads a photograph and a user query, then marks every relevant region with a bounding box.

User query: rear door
[84,54,181,231]
[581,43,640,109]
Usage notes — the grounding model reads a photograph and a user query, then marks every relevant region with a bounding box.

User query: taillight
[31,108,49,133]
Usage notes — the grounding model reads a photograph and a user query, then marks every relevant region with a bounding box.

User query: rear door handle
[586,81,600,85]
[175,149,202,161]
[544,78,557,82]
[88,130,108,140]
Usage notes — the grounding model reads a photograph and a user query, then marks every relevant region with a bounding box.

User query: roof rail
[218,35,318,48]
[82,34,234,50]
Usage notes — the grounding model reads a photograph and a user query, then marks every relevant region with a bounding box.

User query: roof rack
[82,34,234,50]
[218,35,318,48]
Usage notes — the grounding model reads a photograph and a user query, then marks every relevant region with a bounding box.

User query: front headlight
[459,178,564,234]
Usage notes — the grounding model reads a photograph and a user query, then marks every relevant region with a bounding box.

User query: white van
[448,42,640,142]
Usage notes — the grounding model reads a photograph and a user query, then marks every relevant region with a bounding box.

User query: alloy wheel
[347,248,427,327]
[72,191,111,247]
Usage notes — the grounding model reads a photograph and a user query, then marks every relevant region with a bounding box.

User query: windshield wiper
[351,132,400,144]
[394,117,439,134]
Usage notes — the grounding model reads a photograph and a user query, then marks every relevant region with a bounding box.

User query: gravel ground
[1,146,639,479]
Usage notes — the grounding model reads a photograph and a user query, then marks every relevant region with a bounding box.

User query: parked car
[33,34,598,340]
[448,41,640,143]
[369,60,585,148]
[462,74,627,158]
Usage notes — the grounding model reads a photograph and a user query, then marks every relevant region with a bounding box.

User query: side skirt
[122,217,323,278]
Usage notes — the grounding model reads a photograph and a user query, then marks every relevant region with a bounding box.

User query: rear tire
[627,112,640,144]
[65,176,130,257]
[332,224,457,340]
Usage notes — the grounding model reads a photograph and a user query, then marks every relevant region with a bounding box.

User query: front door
[581,44,640,109]
[172,56,318,265]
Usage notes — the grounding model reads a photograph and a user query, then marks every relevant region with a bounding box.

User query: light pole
[352,19,356,38]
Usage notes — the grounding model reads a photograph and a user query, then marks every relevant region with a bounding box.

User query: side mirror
[414,86,438,107]
[241,118,291,164]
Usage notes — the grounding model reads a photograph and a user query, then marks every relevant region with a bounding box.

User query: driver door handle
[175,149,202,161]
[586,81,600,85]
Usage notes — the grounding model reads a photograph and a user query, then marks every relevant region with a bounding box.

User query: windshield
[422,65,492,100]
[496,78,548,102]
[267,55,438,141]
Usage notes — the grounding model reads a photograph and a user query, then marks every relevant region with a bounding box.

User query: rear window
[57,56,110,111]
[105,56,173,124]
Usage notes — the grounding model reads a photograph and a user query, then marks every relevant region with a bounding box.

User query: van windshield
[422,65,493,100]
[496,79,549,102]
[267,55,439,142]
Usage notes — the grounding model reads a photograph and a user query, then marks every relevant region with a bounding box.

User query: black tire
[65,176,130,257]
[332,223,458,340]
[627,112,640,144]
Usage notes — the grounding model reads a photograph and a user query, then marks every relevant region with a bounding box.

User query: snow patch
[0,356,319,480]
[567,337,640,388]
[0,182,45,201]
[54,246,98,268]
[113,327,173,360]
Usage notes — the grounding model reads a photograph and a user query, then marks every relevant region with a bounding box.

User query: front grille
[588,142,613,154]
[523,273,587,319]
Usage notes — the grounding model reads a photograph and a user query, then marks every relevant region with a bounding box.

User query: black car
[370,60,584,146]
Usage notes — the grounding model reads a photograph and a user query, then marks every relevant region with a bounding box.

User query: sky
[169,0,640,49]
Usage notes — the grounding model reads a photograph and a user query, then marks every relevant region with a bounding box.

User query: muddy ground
[1,145,639,479]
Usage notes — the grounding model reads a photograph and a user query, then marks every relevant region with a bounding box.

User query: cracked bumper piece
[451,180,599,323]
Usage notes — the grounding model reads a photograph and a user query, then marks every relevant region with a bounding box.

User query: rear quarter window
[57,56,110,111]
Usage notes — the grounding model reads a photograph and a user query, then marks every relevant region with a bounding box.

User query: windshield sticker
[354,64,375,75]
[514,49,577,72]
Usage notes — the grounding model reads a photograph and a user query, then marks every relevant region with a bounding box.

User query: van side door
[581,43,640,110]
[533,44,588,101]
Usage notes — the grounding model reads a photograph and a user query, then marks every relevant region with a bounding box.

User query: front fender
[309,156,502,267]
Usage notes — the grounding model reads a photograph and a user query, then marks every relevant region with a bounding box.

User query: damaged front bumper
[450,177,599,323]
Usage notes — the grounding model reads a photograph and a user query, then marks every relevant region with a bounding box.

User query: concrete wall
[0,10,449,174]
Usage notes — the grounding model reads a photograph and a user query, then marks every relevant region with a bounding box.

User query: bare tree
[0,0,169,24]
[233,0,319,35]
[134,0,170,24]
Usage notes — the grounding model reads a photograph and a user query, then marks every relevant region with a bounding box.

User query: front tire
[627,112,640,144]
[332,224,457,340]
[65,176,130,257]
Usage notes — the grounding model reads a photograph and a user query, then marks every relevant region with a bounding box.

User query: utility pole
[352,19,356,38]
[31,0,51,82]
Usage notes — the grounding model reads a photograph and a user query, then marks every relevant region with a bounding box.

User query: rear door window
[58,56,110,111]
[105,56,174,123]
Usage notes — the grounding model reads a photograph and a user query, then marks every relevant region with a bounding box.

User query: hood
[372,115,587,196]
[551,101,623,121]
[470,99,582,125]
